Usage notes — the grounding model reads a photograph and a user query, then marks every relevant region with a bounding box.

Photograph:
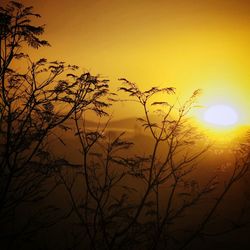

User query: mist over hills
[65,115,250,139]
[58,115,250,166]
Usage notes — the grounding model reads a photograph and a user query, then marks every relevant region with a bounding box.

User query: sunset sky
[2,3,250,249]
[10,0,250,122]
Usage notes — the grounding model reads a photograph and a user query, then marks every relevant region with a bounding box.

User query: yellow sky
[11,0,250,122]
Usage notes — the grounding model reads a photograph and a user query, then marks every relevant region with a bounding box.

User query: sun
[203,104,238,126]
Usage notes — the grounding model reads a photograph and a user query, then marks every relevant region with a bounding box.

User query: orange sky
[8,0,250,122]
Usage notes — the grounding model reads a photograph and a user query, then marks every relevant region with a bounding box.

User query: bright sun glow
[203,104,238,126]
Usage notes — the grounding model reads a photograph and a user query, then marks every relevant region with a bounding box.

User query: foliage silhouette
[0,1,110,248]
[58,79,250,250]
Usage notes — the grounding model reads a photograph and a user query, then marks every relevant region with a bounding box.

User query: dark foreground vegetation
[1,2,250,250]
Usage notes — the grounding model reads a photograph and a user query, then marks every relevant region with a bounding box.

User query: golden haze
[10,0,250,123]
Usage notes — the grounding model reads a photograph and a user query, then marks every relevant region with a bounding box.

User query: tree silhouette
[0,2,110,248]
[58,79,250,250]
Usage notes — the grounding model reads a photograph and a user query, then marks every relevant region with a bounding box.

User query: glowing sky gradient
[7,0,250,121]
